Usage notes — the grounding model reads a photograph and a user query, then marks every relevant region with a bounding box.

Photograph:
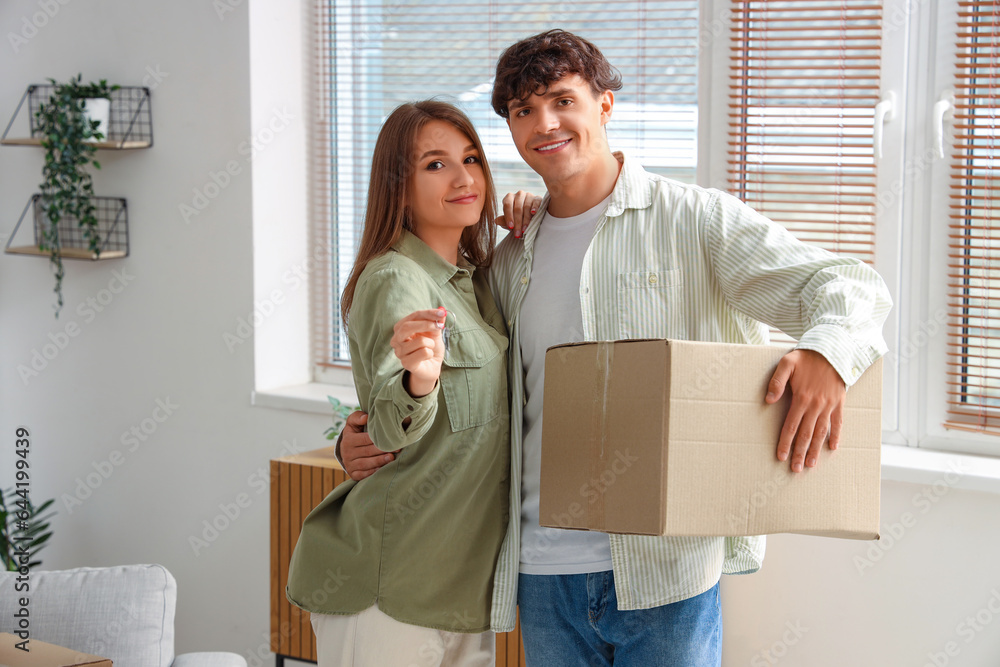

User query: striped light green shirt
[486,151,891,632]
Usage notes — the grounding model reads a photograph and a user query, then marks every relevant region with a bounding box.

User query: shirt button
[583,287,590,294]
[520,276,528,285]
[648,273,658,285]
[852,366,860,378]
[406,404,414,410]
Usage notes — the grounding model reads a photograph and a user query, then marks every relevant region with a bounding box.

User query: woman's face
[407,120,486,236]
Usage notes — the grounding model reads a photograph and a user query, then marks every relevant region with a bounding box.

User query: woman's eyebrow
[418,149,446,160]
[418,145,477,160]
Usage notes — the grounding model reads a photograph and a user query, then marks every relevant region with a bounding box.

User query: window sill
[252,382,359,416]
[880,444,1000,496]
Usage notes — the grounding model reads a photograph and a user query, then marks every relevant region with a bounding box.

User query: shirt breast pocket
[616,268,686,339]
[439,327,508,432]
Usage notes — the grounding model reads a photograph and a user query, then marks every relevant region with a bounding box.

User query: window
[308,0,1000,456]
[942,0,1000,436]
[311,0,701,377]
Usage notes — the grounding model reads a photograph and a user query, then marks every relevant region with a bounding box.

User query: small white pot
[82,97,110,143]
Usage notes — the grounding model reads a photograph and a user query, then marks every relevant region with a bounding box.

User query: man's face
[505,73,614,188]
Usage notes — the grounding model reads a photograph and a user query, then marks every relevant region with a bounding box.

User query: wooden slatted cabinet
[270,445,525,666]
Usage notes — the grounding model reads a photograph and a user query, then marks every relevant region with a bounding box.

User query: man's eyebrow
[509,87,575,112]
[417,145,477,161]
[543,87,574,99]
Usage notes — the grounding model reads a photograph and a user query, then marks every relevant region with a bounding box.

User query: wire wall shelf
[1,84,153,149]
[4,194,129,260]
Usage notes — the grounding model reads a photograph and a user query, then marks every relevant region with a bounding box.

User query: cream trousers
[310,604,495,667]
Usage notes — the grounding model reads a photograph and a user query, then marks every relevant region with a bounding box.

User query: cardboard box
[539,339,882,540]
[0,633,112,667]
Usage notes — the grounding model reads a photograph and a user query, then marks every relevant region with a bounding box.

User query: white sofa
[0,564,247,667]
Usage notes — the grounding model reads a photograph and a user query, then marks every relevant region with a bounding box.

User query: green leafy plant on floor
[324,396,359,441]
[34,73,120,317]
[0,487,55,572]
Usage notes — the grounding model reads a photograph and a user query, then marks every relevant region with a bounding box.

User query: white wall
[0,0,326,661]
[2,1,1000,666]
[722,480,1000,666]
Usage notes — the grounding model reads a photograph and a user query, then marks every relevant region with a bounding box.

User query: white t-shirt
[518,195,614,575]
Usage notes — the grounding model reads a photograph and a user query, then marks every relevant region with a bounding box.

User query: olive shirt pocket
[439,327,508,432]
[617,268,686,339]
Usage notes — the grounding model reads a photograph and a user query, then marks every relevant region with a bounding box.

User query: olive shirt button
[648,273,658,284]
[520,276,528,285]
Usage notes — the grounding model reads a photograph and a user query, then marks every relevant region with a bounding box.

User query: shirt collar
[605,150,653,217]
[390,229,473,286]
[520,150,652,251]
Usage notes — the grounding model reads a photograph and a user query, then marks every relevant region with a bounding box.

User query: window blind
[944,0,1000,434]
[727,0,883,264]
[727,0,884,345]
[310,0,701,369]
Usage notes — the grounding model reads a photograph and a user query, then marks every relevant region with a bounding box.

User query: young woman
[285,101,511,667]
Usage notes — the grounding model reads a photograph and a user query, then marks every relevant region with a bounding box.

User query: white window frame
[913,0,1000,458]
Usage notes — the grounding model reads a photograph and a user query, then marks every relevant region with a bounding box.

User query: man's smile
[535,139,571,153]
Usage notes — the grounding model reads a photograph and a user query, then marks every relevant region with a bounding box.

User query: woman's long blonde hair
[340,101,498,328]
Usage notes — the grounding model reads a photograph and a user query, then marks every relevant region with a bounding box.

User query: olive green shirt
[286,230,510,633]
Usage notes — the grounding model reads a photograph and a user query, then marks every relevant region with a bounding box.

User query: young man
[338,30,891,666]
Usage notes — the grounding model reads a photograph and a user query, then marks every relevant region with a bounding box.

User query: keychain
[439,307,454,359]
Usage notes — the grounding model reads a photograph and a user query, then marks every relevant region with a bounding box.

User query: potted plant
[324,396,359,442]
[33,74,119,317]
[0,487,55,572]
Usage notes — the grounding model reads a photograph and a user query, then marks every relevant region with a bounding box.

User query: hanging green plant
[33,74,120,317]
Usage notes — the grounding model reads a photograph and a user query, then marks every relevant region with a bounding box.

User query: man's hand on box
[339,411,397,481]
[765,349,846,473]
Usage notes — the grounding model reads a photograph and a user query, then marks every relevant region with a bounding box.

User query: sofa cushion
[0,564,176,667]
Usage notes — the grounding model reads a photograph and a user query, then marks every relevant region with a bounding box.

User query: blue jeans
[516,571,721,667]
